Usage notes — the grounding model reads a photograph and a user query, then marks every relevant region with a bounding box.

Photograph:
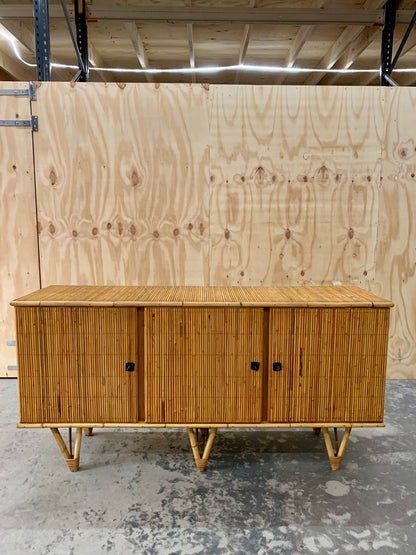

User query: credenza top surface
[11,285,393,308]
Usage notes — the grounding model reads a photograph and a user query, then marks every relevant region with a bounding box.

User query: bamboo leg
[188,428,201,468]
[334,427,339,453]
[322,427,351,471]
[201,428,217,463]
[51,428,71,460]
[187,428,217,471]
[83,428,93,436]
[50,428,82,472]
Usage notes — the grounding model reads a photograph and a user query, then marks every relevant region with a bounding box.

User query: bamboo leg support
[322,427,351,471]
[187,428,217,471]
[51,428,83,472]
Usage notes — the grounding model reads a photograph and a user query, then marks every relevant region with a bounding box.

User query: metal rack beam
[74,0,89,82]
[380,1,416,86]
[33,0,51,81]
[380,0,396,86]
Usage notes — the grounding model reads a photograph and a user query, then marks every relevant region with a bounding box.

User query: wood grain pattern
[209,85,383,288]
[33,82,210,287]
[0,82,40,377]
[374,88,416,378]
[7,83,415,378]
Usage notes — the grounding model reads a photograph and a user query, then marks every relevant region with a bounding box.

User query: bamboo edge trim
[11,300,393,307]
[18,422,385,429]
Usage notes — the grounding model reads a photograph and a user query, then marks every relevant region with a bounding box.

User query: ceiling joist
[0,6,415,26]
[0,2,414,87]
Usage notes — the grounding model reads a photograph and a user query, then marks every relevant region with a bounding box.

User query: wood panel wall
[32,83,210,287]
[375,88,416,378]
[2,83,415,378]
[0,83,40,377]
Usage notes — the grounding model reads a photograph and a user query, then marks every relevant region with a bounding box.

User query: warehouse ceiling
[0,0,415,85]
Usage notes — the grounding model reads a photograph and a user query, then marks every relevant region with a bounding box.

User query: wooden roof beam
[125,22,149,69]
[399,71,416,85]
[275,25,314,85]
[321,27,381,85]
[125,21,152,83]
[305,0,386,85]
[0,46,34,79]
[237,0,256,67]
[1,5,415,26]
[187,23,196,83]
[238,23,252,66]
[275,0,323,85]
[0,20,73,81]
[187,24,195,69]
[88,43,115,83]
[304,25,365,85]
[233,1,256,84]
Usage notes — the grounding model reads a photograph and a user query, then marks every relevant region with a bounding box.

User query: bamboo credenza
[11,285,393,472]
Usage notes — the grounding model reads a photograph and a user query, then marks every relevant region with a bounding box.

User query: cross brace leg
[187,428,217,471]
[322,427,351,471]
[51,427,82,471]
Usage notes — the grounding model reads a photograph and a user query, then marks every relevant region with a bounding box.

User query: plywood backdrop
[2,82,415,378]
[0,83,40,377]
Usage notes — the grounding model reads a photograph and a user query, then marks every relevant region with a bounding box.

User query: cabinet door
[76,307,139,423]
[268,308,335,423]
[268,307,390,424]
[145,307,264,423]
[41,307,139,423]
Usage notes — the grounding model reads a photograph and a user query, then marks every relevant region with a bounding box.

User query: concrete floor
[0,380,415,554]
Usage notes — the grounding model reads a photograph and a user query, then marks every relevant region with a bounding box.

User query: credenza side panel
[16,307,44,423]
[345,307,390,422]
[145,307,264,424]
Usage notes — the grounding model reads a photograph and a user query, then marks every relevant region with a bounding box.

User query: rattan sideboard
[11,285,393,472]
